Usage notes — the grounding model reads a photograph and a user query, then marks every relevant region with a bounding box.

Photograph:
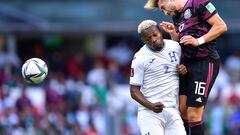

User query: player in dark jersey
[144,0,227,135]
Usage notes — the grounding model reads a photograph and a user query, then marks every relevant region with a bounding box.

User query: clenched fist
[150,102,165,113]
[177,64,187,75]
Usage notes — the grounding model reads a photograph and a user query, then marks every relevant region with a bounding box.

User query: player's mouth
[153,40,161,46]
[154,40,162,47]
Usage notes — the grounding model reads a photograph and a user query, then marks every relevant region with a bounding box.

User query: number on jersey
[194,81,206,95]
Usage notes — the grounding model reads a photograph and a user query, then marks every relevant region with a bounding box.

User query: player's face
[141,26,163,49]
[158,0,178,16]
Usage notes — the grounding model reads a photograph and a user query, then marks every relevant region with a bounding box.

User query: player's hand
[159,21,175,34]
[180,35,199,47]
[177,64,187,75]
[150,102,165,113]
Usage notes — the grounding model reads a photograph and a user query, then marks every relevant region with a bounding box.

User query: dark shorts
[179,58,220,107]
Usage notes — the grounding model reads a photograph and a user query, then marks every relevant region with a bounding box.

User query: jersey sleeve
[170,40,182,59]
[173,42,182,63]
[176,43,182,59]
[129,55,144,86]
[195,0,217,21]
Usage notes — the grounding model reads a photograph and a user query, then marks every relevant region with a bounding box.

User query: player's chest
[174,8,198,33]
[145,51,179,73]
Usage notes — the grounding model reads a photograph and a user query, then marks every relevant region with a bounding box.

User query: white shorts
[137,108,186,135]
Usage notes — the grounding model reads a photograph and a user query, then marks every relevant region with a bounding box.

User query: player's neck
[146,43,164,52]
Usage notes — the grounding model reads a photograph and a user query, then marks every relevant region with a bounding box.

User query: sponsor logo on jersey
[149,58,156,63]
[130,68,134,77]
[184,9,192,19]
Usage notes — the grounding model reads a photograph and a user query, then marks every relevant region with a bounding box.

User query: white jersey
[130,39,181,110]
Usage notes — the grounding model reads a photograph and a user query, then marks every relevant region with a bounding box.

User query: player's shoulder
[133,45,150,61]
[163,39,179,44]
[163,39,181,49]
[194,0,210,7]
[135,45,149,55]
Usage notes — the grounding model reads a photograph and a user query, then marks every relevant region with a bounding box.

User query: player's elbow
[130,86,138,99]
[130,89,137,99]
[130,89,138,100]
[223,23,228,33]
[220,22,228,34]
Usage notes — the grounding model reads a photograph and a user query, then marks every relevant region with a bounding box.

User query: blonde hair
[137,20,157,34]
[144,0,158,10]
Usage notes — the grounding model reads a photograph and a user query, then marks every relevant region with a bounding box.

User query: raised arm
[203,13,227,43]
[160,21,179,41]
[130,85,165,113]
[180,13,227,46]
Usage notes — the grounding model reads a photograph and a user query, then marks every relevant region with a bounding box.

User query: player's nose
[152,37,158,43]
[163,10,168,15]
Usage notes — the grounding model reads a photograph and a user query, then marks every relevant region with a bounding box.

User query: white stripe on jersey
[130,39,182,110]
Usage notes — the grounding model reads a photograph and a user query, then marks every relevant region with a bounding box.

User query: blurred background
[0,0,239,135]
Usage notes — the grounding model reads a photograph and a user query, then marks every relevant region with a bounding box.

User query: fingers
[177,64,185,70]
[152,102,165,113]
[160,21,173,26]
[153,108,164,113]
[155,103,165,108]
[159,21,174,31]
[177,64,188,75]
[180,35,191,44]
[180,35,198,46]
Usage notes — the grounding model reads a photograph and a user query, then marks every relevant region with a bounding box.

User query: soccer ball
[21,58,48,84]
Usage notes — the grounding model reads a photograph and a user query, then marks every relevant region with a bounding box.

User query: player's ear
[140,33,149,44]
[138,33,144,43]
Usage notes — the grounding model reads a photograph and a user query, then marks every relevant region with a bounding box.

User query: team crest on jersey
[184,9,192,19]
[130,68,134,77]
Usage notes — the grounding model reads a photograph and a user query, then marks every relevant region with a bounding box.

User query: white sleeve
[173,41,182,59]
[129,56,144,86]
[177,43,182,59]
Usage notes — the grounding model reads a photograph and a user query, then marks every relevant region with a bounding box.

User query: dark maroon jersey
[173,0,220,60]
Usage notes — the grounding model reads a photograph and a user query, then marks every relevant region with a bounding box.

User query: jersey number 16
[194,81,206,95]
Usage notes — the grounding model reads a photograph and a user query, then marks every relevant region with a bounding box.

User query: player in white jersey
[130,20,187,135]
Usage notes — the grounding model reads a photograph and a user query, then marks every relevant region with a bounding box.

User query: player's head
[144,0,159,10]
[144,0,179,16]
[138,20,164,51]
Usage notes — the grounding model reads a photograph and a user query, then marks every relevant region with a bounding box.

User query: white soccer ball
[21,58,48,84]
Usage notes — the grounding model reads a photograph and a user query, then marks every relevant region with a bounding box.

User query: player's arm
[169,31,179,42]
[159,21,179,41]
[130,85,165,113]
[203,13,227,44]
[180,13,227,46]
[181,0,227,46]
